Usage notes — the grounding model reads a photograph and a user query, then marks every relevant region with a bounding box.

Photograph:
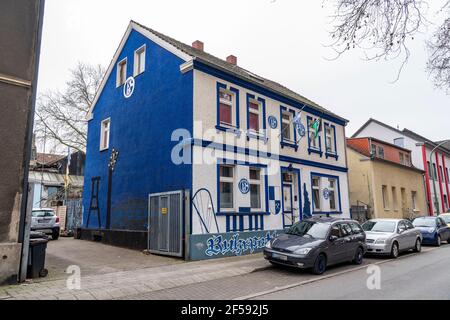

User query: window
[412,191,418,211]
[281,110,293,142]
[325,125,336,154]
[134,45,146,76]
[440,166,444,180]
[328,178,338,211]
[116,58,127,87]
[339,223,353,237]
[249,168,262,210]
[378,146,385,159]
[399,153,404,165]
[219,165,234,210]
[392,187,398,211]
[100,119,110,151]
[443,195,448,211]
[219,89,234,126]
[308,118,320,150]
[349,222,363,234]
[405,154,411,166]
[433,164,438,181]
[312,176,321,211]
[371,144,377,156]
[446,168,449,183]
[427,161,432,179]
[382,185,389,210]
[248,100,261,133]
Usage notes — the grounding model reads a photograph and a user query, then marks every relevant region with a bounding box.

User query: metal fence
[66,199,83,232]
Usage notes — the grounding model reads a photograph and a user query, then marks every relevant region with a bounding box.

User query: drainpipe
[430,141,448,215]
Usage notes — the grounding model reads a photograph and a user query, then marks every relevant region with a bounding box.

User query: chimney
[226,55,237,66]
[192,40,204,51]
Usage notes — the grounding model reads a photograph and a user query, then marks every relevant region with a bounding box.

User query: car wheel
[312,254,327,275]
[436,235,442,247]
[391,242,399,259]
[52,231,60,240]
[413,238,422,253]
[353,247,364,265]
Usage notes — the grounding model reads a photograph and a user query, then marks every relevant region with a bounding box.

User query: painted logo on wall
[205,231,278,257]
[238,179,250,194]
[323,188,330,200]
[275,200,282,215]
[124,76,135,98]
[268,116,278,129]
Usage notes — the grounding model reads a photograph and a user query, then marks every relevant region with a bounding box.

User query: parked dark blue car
[412,216,450,246]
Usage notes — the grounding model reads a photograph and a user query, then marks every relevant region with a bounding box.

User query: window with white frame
[219,89,234,127]
[116,58,127,87]
[325,125,336,154]
[328,178,338,211]
[308,118,320,149]
[248,100,262,133]
[312,176,321,211]
[281,110,293,142]
[249,168,262,210]
[134,45,146,76]
[100,119,111,151]
[219,165,234,210]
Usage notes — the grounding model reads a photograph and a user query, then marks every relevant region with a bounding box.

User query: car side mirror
[398,228,405,234]
[329,235,338,242]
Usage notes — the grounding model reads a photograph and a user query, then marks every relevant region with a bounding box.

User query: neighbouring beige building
[347,137,427,220]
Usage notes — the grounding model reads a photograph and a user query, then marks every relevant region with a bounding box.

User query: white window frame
[219,88,235,127]
[281,110,293,142]
[134,45,146,76]
[328,178,338,211]
[308,118,320,149]
[249,167,262,211]
[219,165,235,211]
[116,58,127,87]
[312,176,321,211]
[100,118,111,151]
[325,125,336,154]
[248,99,262,135]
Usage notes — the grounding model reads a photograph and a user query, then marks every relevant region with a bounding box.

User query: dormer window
[116,58,127,87]
[134,45,146,76]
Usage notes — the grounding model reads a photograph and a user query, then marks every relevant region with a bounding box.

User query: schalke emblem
[238,179,250,194]
[124,77,135,99]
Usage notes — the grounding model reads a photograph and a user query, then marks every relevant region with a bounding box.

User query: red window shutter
[220,103,232,125]
[249,112,259,131]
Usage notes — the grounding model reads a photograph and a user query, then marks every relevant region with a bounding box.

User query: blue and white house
[83,21,350,260]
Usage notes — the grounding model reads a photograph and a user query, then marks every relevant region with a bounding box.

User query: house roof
[87,21,347,123]
[36,153,64,166]
[352,118,450,155]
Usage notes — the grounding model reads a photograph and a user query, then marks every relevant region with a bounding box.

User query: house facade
[352,119,450,215]
[82,21,350,260]
[347,137,427,220]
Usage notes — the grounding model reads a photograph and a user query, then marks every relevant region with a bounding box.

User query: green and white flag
[310,118,322,139]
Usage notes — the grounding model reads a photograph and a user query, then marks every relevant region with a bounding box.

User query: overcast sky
[37,0,449,142]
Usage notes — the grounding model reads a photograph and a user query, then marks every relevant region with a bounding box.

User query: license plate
[38,219,50,224]
[272,253,288,261]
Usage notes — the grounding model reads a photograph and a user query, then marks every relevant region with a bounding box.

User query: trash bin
[27,238,49,279]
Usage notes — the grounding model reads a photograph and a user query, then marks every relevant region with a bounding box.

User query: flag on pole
[309,118,322,139]
[64,148,71,189]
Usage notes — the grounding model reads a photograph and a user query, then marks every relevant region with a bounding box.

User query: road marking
[235,246,440,300]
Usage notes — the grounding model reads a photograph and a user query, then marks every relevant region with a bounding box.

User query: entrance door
[283,184,294,227]
[148,191,183,257]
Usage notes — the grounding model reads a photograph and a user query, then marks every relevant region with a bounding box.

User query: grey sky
[37,0,449,142]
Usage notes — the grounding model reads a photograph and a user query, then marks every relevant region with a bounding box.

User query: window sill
[312,211,342,215]
[281,141,299,152]
[308,148,323,157]
[326,152,339,160]
[100,148,109,153]
[246,131,268,143]
[217,211,270,216]
[216,125,242,137]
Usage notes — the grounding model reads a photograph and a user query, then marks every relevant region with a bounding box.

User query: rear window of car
[362,221,396,233]
[32,210,55,218]
[413,218,436,228]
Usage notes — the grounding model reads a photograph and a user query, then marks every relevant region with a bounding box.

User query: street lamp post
[429,141,448,215]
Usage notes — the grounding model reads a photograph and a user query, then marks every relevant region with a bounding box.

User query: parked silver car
[31,208,60,240]
[362,219,422,258]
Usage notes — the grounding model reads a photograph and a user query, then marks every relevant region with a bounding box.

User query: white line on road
[235,247,440,300]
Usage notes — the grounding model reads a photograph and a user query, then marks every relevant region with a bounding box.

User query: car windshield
[286,221,329,239]
[413,218,436,228]
[362,221,396,233]
[32,210,54,218]
[440,215,450,223]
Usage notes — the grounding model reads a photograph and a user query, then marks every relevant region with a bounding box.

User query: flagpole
[277,104,307,139]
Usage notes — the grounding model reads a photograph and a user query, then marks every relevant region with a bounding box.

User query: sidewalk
[0,253,269,300]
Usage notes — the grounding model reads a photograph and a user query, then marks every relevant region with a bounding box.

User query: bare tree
[35,62,105,153]
[326,0,450,90]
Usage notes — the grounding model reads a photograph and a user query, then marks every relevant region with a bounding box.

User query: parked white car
[362,219,422,258]
[31,208,60,240]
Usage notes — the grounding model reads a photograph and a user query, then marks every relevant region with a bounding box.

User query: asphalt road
[123,245,450,300]
[253,244,450,300]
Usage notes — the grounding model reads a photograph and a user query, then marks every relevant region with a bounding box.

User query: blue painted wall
[83,30,193,231]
